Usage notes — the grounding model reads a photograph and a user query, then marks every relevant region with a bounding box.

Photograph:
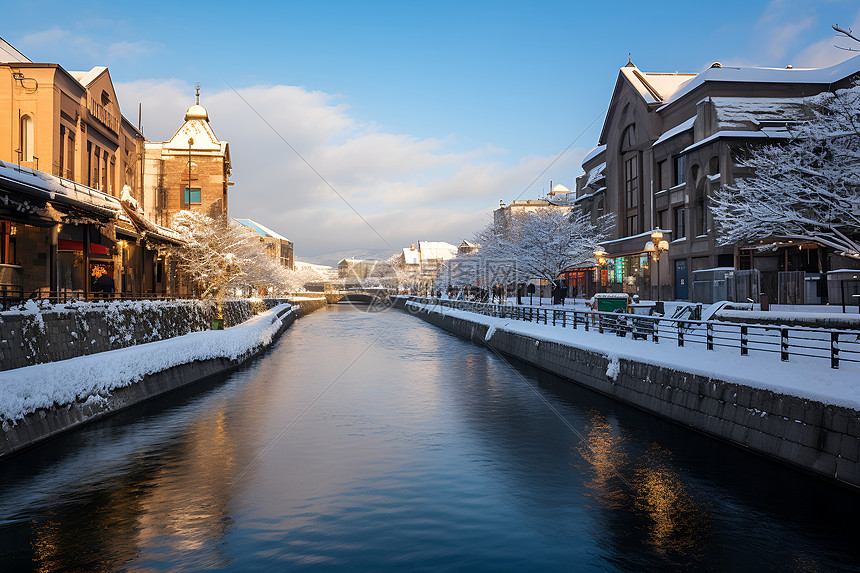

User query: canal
[1,304,858,571]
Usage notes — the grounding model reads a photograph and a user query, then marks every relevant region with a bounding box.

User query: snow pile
[484,325,497,341]
[0,304,291,422]
[605,355,620,381]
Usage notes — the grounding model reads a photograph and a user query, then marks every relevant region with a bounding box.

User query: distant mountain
[297,248,399,268]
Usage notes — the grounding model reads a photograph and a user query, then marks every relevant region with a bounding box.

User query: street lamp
[593,248,607,293]
[644,228,669,301]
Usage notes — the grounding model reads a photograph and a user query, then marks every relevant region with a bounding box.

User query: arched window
[21,115,34,162]
[620,124,636,151]
[620,124,639,235]
[708,156,720,176]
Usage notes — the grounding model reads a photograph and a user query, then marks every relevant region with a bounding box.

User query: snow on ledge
[0,304,292,423]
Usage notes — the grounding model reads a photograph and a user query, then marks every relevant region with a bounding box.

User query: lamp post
[593,249,607,294]
[644,228,669,301]
[187,137,194,207]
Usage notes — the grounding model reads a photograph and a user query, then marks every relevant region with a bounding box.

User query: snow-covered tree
[438,206,611,292]
[505,207,611,287]
[711,81,860,259]
[170,211,294,302]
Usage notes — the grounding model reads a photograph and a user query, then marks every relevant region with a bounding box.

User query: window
[698,197,708,235]
[184,187,202,204]
[624,155,639,209]
[673,155,687,186]
[675,207,686,239]
[627,214,638,236]
[1,222,17,265]
[59,125,65,177]
[621,125,636,150]
[86,141,93,186]
[20,115,34,162]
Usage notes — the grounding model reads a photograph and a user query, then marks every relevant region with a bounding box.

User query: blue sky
[5,0,860,257]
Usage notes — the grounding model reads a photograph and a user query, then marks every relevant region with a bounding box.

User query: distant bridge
[333,287,393,305]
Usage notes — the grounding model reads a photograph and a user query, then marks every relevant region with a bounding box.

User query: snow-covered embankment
[0,304,295,458]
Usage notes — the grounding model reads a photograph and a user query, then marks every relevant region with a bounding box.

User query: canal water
[1,304,859,571]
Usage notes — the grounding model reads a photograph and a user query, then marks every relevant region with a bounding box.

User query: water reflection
[631,444,709,557]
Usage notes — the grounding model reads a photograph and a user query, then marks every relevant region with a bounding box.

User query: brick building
[143,95,231,227]
[0,37,181,301]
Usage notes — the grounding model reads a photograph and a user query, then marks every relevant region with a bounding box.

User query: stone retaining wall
[0,299,263,371]
[0,306,297,459]
[394,298,860,490]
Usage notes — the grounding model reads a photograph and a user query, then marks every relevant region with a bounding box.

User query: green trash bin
[211,318,224,330]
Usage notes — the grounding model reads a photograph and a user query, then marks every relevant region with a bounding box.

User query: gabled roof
[418,241,458,261]
[69,66,108,87]
[233,218,290,242]
[599,62,696,144]
[0,36,30,63]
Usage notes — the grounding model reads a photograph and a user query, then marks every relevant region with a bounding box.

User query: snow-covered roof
[620,66,697,105]
[582,144,606,166]
[294,260,334,271]
[233,218,290,242]
[658,54,860,112]
[402,247,421,265]
[681,129,790,154]
[418,241,459,261]
[653,116,696,147]
[68,66,107,87]
[0,159,122,215]
[0,160,182,243]
[0,37,30,63]
[710,97,808,129]
[574,187,606,204]
[585,162,606,188]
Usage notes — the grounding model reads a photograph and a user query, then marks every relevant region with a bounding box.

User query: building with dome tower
[142,88,232,226]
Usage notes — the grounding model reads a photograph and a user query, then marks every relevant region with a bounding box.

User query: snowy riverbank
[405,300,860,410]
[0,304,291,423]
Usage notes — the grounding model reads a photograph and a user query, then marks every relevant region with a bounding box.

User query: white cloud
[16,26,159,66]
[115,79,585,256]
[792,8,860,67]
[754,0,817,61]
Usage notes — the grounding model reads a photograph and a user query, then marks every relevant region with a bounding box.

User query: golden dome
[184,104,209,121]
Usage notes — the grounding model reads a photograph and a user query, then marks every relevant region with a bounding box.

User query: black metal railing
[0,290,184,310]
[407,297,860,370]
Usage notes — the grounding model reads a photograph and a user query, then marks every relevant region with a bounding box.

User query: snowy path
[407,301,860,411]
[0,304,291,422]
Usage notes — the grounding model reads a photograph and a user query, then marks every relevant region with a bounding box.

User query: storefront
[597,252,651,296]
[559,266,596,299]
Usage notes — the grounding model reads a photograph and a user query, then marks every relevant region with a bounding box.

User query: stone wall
[0,298,261,371]
[0,305,297,459]
[394,298,860,490]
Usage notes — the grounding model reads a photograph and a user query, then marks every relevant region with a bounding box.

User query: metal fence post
[780,328,789,362]
[707,323,713,350]
[831,332,839,369]
[653,319,659,343]
[741,325,749,356]
[678,321,684,347]
[552,310,556,326]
